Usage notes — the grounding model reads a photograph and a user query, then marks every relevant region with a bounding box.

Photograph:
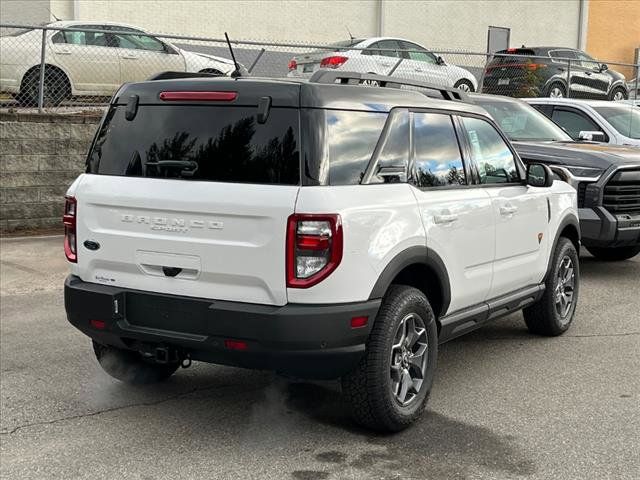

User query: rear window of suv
[87,105,300,185]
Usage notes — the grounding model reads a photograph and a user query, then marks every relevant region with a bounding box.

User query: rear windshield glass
[490,49,536,64]
[87,105,300,184]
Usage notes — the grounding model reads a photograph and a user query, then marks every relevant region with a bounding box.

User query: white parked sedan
[287,37,478,92]
[526,98,640,147]
[0,21,240,105]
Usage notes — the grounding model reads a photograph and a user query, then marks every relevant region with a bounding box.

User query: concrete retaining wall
[0,112,101,234]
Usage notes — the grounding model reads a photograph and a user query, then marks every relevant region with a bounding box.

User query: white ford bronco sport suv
[64,71,580,431]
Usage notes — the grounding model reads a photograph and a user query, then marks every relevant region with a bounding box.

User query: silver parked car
[287,37,478,92]
[526,98,640,147]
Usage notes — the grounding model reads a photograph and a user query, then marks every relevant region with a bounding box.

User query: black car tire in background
[586,245,640,261]
[454,79,475,92]
[608,86,628,101]
[17,65,70,107]
[546,82,567,98]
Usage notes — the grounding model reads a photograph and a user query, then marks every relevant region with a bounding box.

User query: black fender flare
[545,213,580,280]
[368,246,451,317]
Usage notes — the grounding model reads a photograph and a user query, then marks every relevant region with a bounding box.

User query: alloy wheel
[390,313,428,406]
[554,256,575,321]
[549,86,564,98]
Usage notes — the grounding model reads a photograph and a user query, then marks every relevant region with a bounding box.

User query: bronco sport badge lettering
[120,214,224,233]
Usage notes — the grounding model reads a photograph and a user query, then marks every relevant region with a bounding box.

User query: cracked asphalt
[1,236,639,480]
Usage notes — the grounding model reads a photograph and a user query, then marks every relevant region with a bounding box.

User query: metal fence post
[388,56,403,76]
[37,28,47,113]
[566,59,571,98]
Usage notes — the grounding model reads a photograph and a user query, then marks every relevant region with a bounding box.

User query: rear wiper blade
[145,160,198,177]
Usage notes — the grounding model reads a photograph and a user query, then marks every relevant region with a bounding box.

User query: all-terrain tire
[341,285,438,432]
[523,237,579,336]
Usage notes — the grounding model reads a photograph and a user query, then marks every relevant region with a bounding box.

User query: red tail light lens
[286,214,343,288]
[288,59,297,71]
[320,56,348,69]
[63,196,77,263]
[526,63,546,71]
[159,91,237,101]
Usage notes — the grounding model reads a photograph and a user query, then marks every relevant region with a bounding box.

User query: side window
[326,111,388,185]
[51,31,66,44]
[361,42,380,56]
[550,49,577,63]
[551,108,602,139]
[115,33,165,52]
[577,52,597,69]
[412,113,466,188]
[51,30,87,45]
[400,41,437,64]
[371,110,410,183]
[376,40,401,58]
[460,116,519,184]
[76,25,111,47]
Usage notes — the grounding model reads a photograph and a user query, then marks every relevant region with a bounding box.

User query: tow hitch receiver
[155,346,179,364]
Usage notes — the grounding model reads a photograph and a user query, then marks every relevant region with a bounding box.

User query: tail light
[286,214,343,288]
[63,196,77,263]
[320,56,348,69]
[288,59,297,71]
[526,63,546,71]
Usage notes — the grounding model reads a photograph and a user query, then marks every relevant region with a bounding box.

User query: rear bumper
[64,275,380,379]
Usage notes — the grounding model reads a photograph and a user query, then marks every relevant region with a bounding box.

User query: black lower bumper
[579,207,640,248]
[64,275,380,379]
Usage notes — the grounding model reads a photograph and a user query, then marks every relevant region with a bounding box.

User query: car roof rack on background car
[308,70,468,102]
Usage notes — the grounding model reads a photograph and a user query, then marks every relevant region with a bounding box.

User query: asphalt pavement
[1,236,638,480]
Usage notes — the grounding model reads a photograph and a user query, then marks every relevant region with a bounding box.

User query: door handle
[380,62,392,67]
[122,54,138,60]
[434,213,458,224]
[56,49,72,55]
[414,68,424,72]
[500,205,518,216]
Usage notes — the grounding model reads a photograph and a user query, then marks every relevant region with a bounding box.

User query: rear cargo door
[76,93,300,306]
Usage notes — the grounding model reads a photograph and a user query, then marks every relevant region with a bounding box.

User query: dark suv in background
[482,47,629,101]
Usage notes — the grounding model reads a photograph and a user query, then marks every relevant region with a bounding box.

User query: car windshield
[593,105,640,139]
[474,98,572,142]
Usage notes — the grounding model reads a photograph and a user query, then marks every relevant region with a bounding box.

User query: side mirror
[578,130,606,142]
[599,63,608,72]
[436,56,445,66]
[526,163,553,188]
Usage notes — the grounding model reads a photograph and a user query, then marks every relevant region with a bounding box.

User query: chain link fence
[1,23,639,113]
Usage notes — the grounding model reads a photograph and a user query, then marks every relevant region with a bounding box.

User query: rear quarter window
[87,105,300,185]
[302,109,388,185]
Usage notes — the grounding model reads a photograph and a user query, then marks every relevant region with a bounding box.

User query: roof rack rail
[147,71,225,81]
[308,70,468,102]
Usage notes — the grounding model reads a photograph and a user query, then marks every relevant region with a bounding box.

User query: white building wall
[74,0,379,43]
[2,0,582,53]
[382,0,582,51]
[1,0,52,25]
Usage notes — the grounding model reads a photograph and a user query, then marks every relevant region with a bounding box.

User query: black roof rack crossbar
[147,71,225,81]
[308,70,468,102]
